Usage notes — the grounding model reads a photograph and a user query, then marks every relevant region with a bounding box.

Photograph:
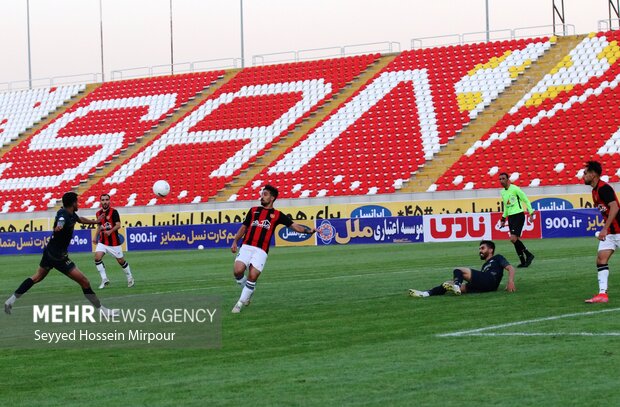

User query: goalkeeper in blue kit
[499,173,535,268]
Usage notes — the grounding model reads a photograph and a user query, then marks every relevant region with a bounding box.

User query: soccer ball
[153,180,170,197]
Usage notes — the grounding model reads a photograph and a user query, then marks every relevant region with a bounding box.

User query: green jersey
[501,184,533,217]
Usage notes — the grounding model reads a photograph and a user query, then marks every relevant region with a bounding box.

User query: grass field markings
[437,307,620,338]
[455,332,620,337]
[4,267,427,312]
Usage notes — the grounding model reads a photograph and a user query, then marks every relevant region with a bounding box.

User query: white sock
[235,275,247,287]
[95,261,108,280]
[598,269,609,294]
[239,281,256,304]
[121,261,132,279]
[422,291,430,297]
[5,294,16,305]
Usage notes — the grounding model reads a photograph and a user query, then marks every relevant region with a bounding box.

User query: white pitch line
[437,307,620,337]
[459,332,620,337]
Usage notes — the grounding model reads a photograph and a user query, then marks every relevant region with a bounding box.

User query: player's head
[584,160,602,186]
[479,240,495,260]
[62,192,79,211]
[260,184,279,207]
[498,172,510,189]
[100,194,111,210]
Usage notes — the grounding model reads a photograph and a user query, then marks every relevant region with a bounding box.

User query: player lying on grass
[230,184,316,313]
[409,240,516,298]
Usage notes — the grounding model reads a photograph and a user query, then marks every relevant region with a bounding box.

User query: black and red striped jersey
[592,180,620,234]
[96,207,122,246]
[242,206,293,253]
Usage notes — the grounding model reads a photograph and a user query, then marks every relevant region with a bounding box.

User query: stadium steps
[70,70,240,202]
[399,34,586,193]
[0,83,99,161]
[211,54,400,202]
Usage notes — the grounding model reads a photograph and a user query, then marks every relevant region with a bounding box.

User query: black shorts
[40,249,76,275]
[466,270,500,293]
[507,212,526,237]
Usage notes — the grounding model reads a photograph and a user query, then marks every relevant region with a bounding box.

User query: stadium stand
[434,31,620,190]
[0,85,85,148]
[83,55,379,206]
[235,37,552,200]
[0,72,223,212]
[5,32,620,212]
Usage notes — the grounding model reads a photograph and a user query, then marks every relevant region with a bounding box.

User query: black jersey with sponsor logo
[592,180,620,235]
[242,206,293,253]
[46,208,79,256]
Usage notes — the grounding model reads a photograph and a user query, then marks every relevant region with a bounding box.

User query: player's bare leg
[65,267,115,316]
[232,266,260,313]
[4,267,50,314]
[233,260,248,287]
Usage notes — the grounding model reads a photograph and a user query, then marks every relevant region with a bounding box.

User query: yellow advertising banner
[0,218,49,233]
[0,193,594,231]
[273,221,316,247]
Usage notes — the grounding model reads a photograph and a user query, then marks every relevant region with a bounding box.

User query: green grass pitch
[0,237,619,406]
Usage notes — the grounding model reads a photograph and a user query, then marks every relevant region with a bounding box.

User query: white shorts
[235,245,268,272]
[95,243,124,259]
[598,233,620,252]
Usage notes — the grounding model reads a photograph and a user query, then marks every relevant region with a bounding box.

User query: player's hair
[498,172,509,179]
[263,184,279,199]
[585,160,602,176]
[100,193,110,199]
[480,240,495,253]
[62,192,78,208]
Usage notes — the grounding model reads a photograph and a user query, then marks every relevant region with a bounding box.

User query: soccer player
[499,172,536,267]
[583,160,619,303]
[408,240,516,297]
[4,192,114,316]
[94,194,134,289]
[230,184,315,313]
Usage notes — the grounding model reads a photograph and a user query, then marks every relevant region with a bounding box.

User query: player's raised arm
[290,223,316,234]
[78,216,100,225]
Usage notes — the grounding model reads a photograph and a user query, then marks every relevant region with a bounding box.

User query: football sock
[428,285,447,296]
[82,287,102,308]
[5,294,17,306]
[239,281,256,303]
[597,264,609,294]
[514,240,526,263]
[235,274,247,287]
[120,261,132,278]
[514,240,526,252]
[453,269,464,286]
[15,277,35,297]
[95,260,108,280]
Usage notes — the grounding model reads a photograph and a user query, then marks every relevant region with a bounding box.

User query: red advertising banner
[423,213,492,242]
[490,212,542,240]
